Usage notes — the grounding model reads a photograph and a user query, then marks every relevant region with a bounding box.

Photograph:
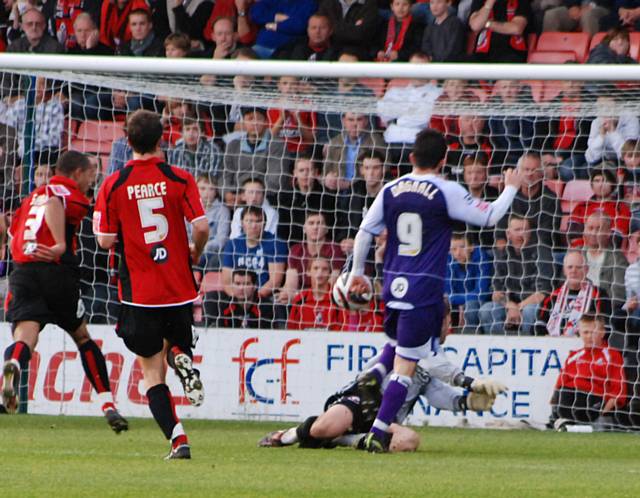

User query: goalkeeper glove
[466,392,495,411]
[470,378,508,397]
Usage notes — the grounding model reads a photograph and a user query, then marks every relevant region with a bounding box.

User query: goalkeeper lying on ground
[259,298,507,452]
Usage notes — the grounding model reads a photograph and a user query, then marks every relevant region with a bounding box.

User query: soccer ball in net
[332,273,373,311]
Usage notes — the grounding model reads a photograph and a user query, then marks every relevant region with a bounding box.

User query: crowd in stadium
[0,0,640,429]
[0,1,639,343]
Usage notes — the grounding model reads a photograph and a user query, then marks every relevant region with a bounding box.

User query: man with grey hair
[495,151,562,250]
[7,8,64,53]
[535,250,610,336]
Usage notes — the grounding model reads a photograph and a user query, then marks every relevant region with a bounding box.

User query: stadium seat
[358,78,386,98]
[589,31,640,61]
[465,31,478,55]
[544,179,565,198]
[536,32,590,62]
[561,180,593,213]
[527,33,538,52]
[72,120,125,155]
[201,271,223,293]
[527,51,577,64]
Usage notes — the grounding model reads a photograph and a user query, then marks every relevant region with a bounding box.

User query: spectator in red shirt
[277,211,345,305]
[444,111,492,182]
[569,166,631,245]
[287,257,346,330]
[203,0,258,47]
[551,313,627,426]
[268,75,316,156]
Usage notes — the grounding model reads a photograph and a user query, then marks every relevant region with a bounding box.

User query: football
[331,272,373,311]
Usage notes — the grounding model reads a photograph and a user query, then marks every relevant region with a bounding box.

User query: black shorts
[324,385,379,435]
[6,263,84,332]
[116,303,194,358]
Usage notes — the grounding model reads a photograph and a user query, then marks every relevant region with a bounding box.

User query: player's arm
[190,217,209,264]
[348,189,385,293]
[445,168,523,227]
[94,179,119,249]
[97,233,117,250]
[33,196,66,262]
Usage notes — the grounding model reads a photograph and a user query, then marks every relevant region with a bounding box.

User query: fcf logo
[232,337,300,405]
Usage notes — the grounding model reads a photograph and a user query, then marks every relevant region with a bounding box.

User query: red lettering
[27,351,41,401]
[127,359,147,405]
[80,352,125,402]
[43,351,77,402]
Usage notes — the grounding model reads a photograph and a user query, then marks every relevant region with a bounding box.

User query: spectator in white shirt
[585,96,640,166]
[376,52,441,174]
[229,177,279,239]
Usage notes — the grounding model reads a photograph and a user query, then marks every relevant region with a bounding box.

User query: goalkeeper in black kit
[258,299,507,452]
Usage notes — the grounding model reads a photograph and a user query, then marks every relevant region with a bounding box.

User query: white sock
[280,427,298,445]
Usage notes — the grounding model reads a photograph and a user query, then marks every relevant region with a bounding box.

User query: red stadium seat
[536,32,590,62]
[201,271,223,293]
[72,120,125,155]
[561,180,593,213]
[527,32,538,52]
[589,31,640,61]
[544,179,565,198]
[527,51,577,64]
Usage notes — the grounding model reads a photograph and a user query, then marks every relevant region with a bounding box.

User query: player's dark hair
[56,150,91,176]
[232,269,258,285]
[242,205,264,221]
[127,110,163,154]
[412,129,447,170]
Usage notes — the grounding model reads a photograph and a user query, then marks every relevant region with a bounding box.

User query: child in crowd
[376,0,424,62]
[421,0,466,62]
[287,257,346,331]
[164,33,191,58]
[268,75,316,155]
[229,177,279,239]
[550,314,627,427]
[445,233,493,333]
[196,174,230,271]
[161,99,191,146]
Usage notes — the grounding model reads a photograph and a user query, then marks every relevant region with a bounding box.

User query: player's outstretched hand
[470,378,508,397]
[466,392,495,411]
[503,168,523,191]
[348,275,370,295]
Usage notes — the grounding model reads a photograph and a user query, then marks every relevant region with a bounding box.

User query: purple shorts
[383,302,444,360]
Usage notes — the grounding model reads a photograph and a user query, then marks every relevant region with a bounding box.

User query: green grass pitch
[1,415,639,498]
